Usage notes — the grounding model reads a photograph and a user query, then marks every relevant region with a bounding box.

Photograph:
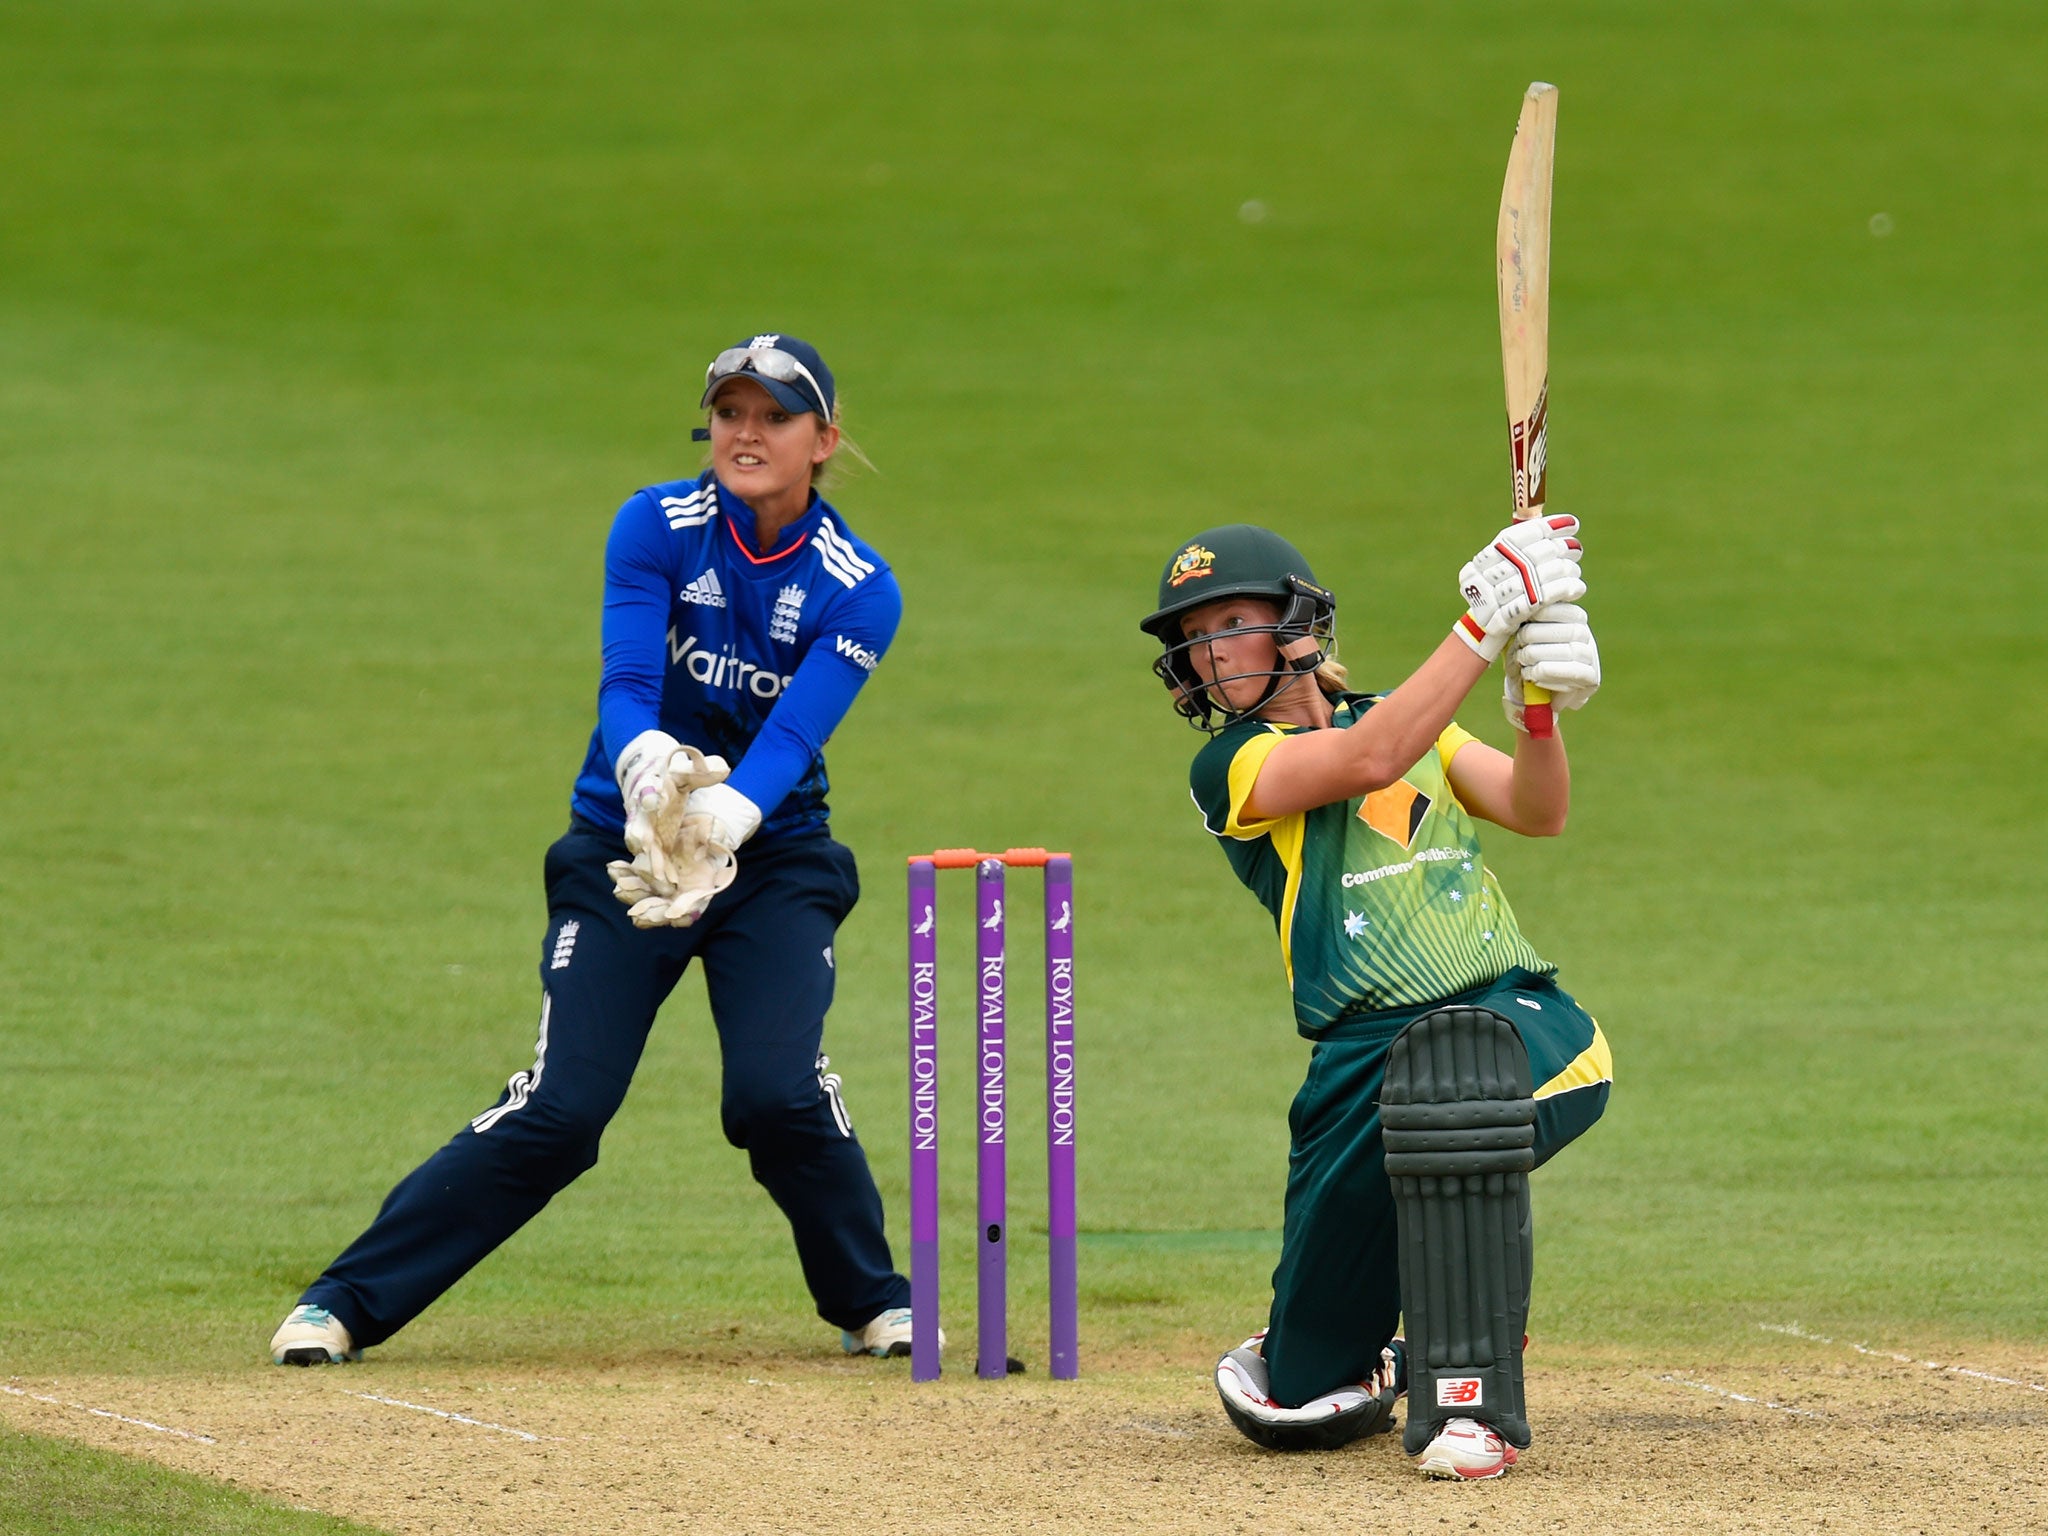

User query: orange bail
[910,847,1070,869]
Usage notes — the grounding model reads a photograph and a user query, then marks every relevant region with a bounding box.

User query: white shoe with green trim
[840,1306,943,1358]
[269,1304,361,1365]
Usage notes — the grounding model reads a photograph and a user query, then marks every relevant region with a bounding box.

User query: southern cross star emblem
[1343,910,1368,939]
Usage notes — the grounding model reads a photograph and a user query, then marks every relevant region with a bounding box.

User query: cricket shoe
[1414,1417,1518,1480]
[841,1306,944,1358]
[269,1304,361,1366]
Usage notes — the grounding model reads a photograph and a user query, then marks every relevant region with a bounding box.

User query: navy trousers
[302,821,910,1347]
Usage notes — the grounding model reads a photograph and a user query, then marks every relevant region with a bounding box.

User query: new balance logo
[679,569,726,608]
[1436,1377,1483,1407]
[549,921,580,971]
[833,635,880,671]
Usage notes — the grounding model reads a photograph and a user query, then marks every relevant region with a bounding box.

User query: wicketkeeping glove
[605,781,763,929]
[1503,601,1600,731]
[607,737,741,927]
[608,844,738,928]
[616,731,687,861]
[1454,514,1585,661]
[680,782,763,859]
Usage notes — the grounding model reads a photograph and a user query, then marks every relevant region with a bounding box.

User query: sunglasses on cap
[701,346,832,417]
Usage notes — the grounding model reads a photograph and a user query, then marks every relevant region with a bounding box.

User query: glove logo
[1436,1377,1483,1407]
[1167,543,1216,588]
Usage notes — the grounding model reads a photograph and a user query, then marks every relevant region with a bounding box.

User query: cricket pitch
[6,1339,2044,1534]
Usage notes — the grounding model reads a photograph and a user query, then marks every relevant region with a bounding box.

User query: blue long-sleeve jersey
[570,471,901,841]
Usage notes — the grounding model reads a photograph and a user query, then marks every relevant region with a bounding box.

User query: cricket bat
[1497,81,1559,738]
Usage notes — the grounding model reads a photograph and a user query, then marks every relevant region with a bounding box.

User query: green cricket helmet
[1140,524,1338,732]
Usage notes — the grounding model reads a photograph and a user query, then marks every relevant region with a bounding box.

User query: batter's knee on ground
[1383,1005,1535,1453]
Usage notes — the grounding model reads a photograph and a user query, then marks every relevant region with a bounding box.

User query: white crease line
[343,1390,556,1442]
[1761,1323,2048,1395]
[1654,1373,1820,1418]
[3,1381,218,1443]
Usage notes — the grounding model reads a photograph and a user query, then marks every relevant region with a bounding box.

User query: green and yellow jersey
[1190,692,1553,1037]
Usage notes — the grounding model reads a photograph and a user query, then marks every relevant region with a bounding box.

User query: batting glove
[1512,601,1600,708]
[1503,603,1600,732]
[1454,514,1585,661]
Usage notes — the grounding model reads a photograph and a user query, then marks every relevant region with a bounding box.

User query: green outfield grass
[0,1427,385,1536]
[2,1,2042,1489]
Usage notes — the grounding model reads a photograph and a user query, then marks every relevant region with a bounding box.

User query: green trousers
[1261,967,1611,1407]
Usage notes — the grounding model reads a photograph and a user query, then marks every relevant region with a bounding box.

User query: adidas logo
[679,569,726,609]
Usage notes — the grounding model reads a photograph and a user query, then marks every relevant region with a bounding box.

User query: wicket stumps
[907,848,1077,1382]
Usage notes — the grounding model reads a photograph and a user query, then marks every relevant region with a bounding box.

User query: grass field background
[3,1,2045,1518]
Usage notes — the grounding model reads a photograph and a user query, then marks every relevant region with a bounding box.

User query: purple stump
[1044,855,1078,1379]
[907,860,941,1381]
[975,857,1007,1379]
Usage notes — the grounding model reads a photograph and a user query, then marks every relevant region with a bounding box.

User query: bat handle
[1509,500,1557,739]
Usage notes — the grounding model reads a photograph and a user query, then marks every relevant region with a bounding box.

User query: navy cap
[699,334,836,420]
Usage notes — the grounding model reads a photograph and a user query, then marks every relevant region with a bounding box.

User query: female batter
[1138,522,1612,1479]
[271,335,922,1366]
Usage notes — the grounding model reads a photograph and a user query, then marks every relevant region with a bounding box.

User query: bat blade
[1496,81,1558,737]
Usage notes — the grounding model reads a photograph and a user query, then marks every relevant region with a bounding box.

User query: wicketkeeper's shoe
[840,1306,944,1358]
[269,1304,361,1366]
[1414,1417,1519,1480]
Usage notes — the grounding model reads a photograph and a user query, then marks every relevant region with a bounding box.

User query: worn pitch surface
[6,1345,2043,1535]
